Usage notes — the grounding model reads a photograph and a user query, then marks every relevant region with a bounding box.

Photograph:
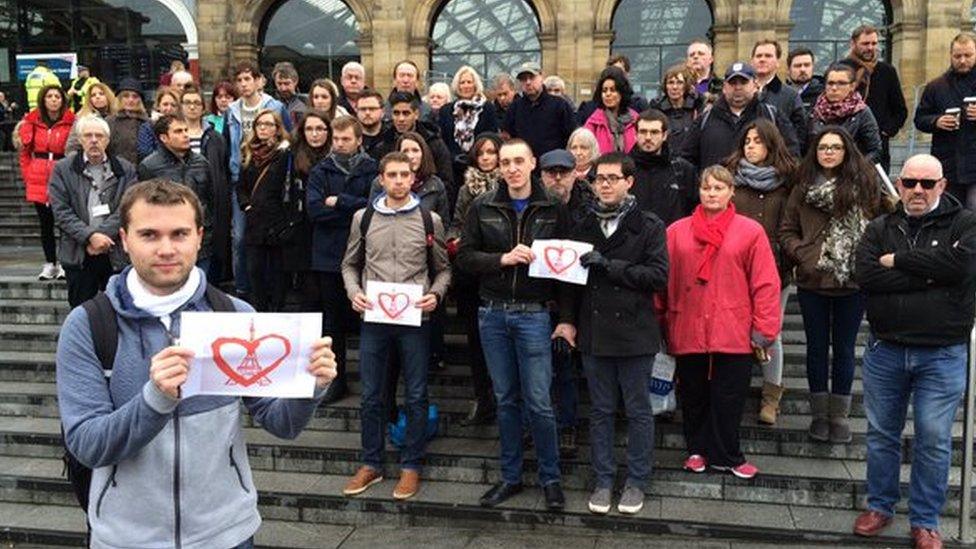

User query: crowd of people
[30,23,976,549]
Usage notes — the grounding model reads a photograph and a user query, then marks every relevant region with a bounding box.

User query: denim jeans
[478,307,560,485]
[797,289,864,395]
[582,354,654,490]
[359,321,431,471]
[230,187,249,294]
[862,337,967,529]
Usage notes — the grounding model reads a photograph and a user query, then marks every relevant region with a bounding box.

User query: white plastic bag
[649,348,677,415]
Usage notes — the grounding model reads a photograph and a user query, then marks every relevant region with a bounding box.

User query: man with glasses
[914,33,976,210]
[570,152,667,516]
[854,154,976,549]
[628,109,696,225]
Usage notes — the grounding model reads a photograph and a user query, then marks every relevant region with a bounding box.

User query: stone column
[195,0,231,87]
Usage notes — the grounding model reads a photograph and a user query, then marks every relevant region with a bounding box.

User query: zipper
[229,446,251,493]
[173,410,182,549]
[94,464,118,518]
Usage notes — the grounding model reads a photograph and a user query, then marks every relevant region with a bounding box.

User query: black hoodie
[629,143,698,226]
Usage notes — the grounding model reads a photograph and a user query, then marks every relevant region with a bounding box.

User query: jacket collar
[487,178,554,209]
[581,202,644,245]
[70,151,126,180]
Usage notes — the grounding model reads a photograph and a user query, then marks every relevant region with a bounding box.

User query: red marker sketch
[211,319,292,387]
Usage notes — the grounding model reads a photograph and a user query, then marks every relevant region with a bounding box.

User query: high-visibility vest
[25,67,61,110]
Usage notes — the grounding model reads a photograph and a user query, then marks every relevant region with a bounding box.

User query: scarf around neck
[804,175,868,285]
[464,166,500,196]
[734,159,783,192]
[453,95,486,153]
[813,90,868,123]
[249,139,277,168]
[605,109,634,152]
[690,203,736,283]
[592,193,636,220]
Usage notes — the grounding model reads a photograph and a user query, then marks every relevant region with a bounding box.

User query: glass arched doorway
[261,0,361,89]
[610,0,713,100]
[790,0,891,72]
[429,0,541,84]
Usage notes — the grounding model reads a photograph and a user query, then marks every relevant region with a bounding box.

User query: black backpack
[62,285,235,512]
[356,205,437,281]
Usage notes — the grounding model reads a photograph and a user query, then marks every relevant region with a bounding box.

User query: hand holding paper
[528,239,594,285]
[363,281,424,326]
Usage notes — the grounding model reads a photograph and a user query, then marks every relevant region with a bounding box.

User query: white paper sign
[363,280,424,327]
[180,312,321,398]
[528,239,594,285]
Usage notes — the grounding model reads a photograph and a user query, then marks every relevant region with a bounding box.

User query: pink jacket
[656,213,782,356]
[584,108,638,154]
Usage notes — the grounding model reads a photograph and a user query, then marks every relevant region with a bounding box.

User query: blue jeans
[230,187,249,294]
[359,322,431,471]
[862,337,967,529]
[582,354,654,490]
[797,289,864,395]
[478,307,560,485]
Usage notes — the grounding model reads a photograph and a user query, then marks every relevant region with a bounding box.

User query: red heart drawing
[543,246,579,275]
[211,322,292,387]
[378,292,411,319]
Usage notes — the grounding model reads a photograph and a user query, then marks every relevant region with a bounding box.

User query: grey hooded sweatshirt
[56,267,326,549]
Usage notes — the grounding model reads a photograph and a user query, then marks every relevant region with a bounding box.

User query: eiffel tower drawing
[225,319,272,386]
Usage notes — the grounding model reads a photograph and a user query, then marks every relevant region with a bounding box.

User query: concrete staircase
[0,158,971,548]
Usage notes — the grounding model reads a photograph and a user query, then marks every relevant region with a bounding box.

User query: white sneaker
[54,264,65,280]
[38,263,57,280]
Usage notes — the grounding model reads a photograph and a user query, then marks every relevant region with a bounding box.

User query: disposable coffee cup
[965,96,976,105]
[947,107,961,126]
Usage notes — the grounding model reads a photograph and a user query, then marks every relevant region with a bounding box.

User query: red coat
[657,212,782,356]
[19,109,75,204]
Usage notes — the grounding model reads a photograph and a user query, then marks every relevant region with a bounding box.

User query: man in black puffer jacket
[913,32,976,209]
[853,154,976,547]
[137,114,214,266]
[629,109,697,225]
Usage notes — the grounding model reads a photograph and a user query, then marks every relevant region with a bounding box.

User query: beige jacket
[342,197,452,306]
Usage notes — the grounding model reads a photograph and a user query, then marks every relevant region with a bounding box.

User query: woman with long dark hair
[19,84,74,279]
[448,133,503,425]
[584,66,638,154]
[780,126,888,444]
[286,110,332,307]
[809,63,882,162]
[724,118,796,426]
[237,109,291,312]
[308,79,349,121]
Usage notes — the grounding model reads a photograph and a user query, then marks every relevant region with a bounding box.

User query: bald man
[854,154,976,548]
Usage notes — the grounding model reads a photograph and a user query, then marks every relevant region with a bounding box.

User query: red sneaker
[683,454,707,473]
[711,461,759,479]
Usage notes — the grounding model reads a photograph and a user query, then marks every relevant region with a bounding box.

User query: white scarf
[126,267,202,330]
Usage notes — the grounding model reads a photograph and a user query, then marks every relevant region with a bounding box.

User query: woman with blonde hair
[438,65,498,184]
[238,109,292,312]
[567,127,600,183]
[65,82,117,151]
[136,86,180,160]
[106,78,148,165]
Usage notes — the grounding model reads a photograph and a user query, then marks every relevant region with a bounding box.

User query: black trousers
[64,254,113,308]
[305,272,355,384]
[455,272,492,405]
[675,353,753,468]
[244,244,284,312]
[34,202,56,263]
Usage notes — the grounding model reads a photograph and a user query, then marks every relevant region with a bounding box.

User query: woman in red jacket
[658,165,782,480]
[19,84,74,280]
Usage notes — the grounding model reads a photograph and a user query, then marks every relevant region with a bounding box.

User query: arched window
[610,0,713,100]
[790,0,891,73]
[261,0,360,87]
[430,0,541,84]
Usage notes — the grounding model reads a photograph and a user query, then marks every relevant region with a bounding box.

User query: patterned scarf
[604,109,634,152]
[804,176,868,285]
[690,203,737,283]
[812,90,868,123]
[248,139,276,169]
[592,194,636,237]
[453,95,486,153]
[464,166,500,197]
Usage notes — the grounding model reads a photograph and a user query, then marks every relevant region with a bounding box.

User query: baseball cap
[513,62,542,80]
[539,149,575,171]
[724,62,756,81]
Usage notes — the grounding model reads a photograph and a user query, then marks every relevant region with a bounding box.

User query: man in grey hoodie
[56,179,336,549]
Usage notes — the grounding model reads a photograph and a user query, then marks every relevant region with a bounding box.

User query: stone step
[0,455,937,547]
[0,232,40,247]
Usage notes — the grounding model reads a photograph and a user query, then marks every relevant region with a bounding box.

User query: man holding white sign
[570,152,669,515]
[456,138,575,511]
[341,151,451,500]
[55,179,336,549]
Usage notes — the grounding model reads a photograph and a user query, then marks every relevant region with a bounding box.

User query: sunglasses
[901,178,940,190]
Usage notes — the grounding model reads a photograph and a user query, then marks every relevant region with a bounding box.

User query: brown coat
[778,185,857,294]
[732,185,791,283]
[341,203,452,305]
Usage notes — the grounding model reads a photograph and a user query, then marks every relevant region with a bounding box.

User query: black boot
[460,399,496,426]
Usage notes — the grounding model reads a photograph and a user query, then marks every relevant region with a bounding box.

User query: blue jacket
[56,268,326,549]
[306,152,378,272]
[224,93,291,184]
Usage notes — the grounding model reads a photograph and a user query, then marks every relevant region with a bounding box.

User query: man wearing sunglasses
[854,154,976,549]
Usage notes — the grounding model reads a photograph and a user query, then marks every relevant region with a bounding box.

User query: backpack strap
[356,206,376,270]
[420,206,436,283]
[205,283,236,312]
[82,293,118,373]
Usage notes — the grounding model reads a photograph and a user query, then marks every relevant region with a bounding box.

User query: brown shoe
[853,510,892,537]
[343,466,383,496]
[393,469,420,500]
[911,527,943,549]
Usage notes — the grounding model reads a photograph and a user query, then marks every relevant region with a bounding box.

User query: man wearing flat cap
[503,62,576,159]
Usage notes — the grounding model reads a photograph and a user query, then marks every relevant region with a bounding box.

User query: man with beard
[356,91,390,161]
[787,48,825,117]
[841,25,908,173]
[914,32,976,209]
[628,109,697,225]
